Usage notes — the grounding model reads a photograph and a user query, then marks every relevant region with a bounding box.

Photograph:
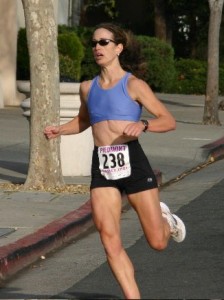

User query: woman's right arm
[44,81,91,139]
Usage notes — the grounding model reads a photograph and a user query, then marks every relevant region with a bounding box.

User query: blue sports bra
[87,72,142,125]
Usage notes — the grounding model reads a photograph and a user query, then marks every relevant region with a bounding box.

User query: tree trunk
[71,0,82,26]
[203,0,223,125]
[154,0,167,42]
[189,15,198,58]
[22,0,65,189]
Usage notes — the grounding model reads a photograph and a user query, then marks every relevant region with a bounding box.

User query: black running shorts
[90,139,158,194]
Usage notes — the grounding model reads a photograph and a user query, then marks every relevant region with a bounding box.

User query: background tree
[203,0,224,125]
[79,0,221,61]
[154,0,173,45]
[70,0,82,26]
[171,0,209,59]
[22,0,65,189]
[80,0,117,26]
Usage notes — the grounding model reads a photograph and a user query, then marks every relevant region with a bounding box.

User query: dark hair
[94,23,147,79]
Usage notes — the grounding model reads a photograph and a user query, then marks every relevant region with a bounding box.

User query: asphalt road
[58,161,224,300]
[0,159,223,299]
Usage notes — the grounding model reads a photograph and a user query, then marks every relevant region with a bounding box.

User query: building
[0,0,82,108]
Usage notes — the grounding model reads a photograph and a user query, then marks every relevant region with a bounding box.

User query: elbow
[164,117,176,132]
[161,114,176,132]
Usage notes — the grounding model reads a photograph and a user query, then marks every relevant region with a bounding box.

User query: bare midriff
[92,120,137,146]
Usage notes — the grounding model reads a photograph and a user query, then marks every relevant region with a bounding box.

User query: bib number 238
[98,145,131,180]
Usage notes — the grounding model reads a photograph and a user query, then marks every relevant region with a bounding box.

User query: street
[0,159,223,299]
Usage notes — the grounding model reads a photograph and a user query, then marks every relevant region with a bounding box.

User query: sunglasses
[91,39,116,48]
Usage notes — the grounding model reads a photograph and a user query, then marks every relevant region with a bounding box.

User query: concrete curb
[0,200,93,282]
[201,136,224,161]
[0,138,223,284]
[0,195,130,284]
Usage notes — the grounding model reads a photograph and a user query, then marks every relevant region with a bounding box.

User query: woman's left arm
[127,77,176,134]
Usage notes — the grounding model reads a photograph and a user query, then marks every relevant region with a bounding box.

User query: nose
[95,42,101,49]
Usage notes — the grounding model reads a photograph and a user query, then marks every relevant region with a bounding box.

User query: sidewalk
[0,93,224,283]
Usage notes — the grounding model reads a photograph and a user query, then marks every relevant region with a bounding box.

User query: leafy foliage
[58,32,84,81]
[172,59,224,96]
[17,28,30,80]
[87,0,117,19]
[172,59,207,94]
[137,35,176,92]
[58,25,100,81]
[17,24,224,95]
[17,28,84,82]
[171,0,209,59]
[219,63,224,95]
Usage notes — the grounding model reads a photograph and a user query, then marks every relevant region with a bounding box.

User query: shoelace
[162,212,178,236]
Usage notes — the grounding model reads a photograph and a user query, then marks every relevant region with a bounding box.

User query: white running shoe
[160,202,186,243]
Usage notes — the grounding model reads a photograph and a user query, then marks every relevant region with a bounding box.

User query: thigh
[123,141,158,195]
[127,188,164,238]
[91,187,122,235]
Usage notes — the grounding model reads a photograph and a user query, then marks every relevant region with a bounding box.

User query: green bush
[17,28,30,80]
[17,26,224,95]
[173,59,207,94]
[17,28,84,82]
[136,36,177,92]
[58,32,84,81]
[66,25,100,81]
[219,63,224,95]
[59,54,80,82]
[170,59,224,95]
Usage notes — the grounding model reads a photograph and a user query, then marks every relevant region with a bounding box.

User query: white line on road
[182,138,211,141]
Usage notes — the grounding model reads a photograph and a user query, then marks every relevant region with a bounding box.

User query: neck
[100,67,126,84]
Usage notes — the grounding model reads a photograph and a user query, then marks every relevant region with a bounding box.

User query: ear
[116,43,123,56]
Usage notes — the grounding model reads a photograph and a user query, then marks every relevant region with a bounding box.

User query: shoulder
[127,74,152,100]
[127,74,147,88]
[80,80,92,93]
[80,79,93,100]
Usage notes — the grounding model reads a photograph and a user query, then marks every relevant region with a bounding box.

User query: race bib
[98,144,131,180]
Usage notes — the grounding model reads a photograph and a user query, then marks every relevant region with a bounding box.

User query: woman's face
[92,28,122,67]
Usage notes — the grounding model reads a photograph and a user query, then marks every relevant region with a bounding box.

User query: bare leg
[128,188,171,250]
[91,187,141,299]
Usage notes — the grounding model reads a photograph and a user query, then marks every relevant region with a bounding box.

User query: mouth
[94,52,103,60]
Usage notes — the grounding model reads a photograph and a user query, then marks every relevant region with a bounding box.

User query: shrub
[57,32,84,81]
[17,28,30,80]
[68,26,100,81]
[219,63,224,95]
[16,28,84,82]
[58,25,99,81]
[136,36,177,92]
[59,55,80,82]
[17,26,224,95]
[171,59,224,95]
[173,59,207,94]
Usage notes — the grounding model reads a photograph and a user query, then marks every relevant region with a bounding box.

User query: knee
[100,231,123,257]
[146,234,169,251]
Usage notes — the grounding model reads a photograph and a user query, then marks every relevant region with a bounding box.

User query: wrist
[140,119,149,132]
[55,125,61,135]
